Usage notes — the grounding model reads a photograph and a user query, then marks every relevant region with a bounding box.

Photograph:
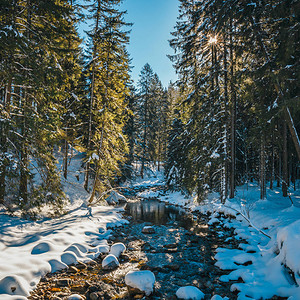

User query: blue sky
[79,0,179,88]
[120,0,179,87]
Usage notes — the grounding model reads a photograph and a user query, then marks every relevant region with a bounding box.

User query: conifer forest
[0,1,300,299]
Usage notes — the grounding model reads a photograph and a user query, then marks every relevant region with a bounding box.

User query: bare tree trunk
[284,107,300,161]
[270,135,274,190]
[0,78,12,204]
[229,17,236,199]
[260,136,266,199]
[19,0,32,205]
[141,94,148,179]
[63,137,68,179]
[282,122,288,197]
[277,153,281,187]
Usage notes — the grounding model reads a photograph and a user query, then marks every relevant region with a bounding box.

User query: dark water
[124,199,195,229]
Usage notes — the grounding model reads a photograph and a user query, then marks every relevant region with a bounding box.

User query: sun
[208,35,218,45]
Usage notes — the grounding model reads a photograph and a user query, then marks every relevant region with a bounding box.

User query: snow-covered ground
[1,157,299,300]
[0,153,128,299]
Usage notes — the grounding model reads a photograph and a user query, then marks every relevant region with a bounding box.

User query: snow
[125,270,155,296]
[176,286,204,299]
[0,153,128,299]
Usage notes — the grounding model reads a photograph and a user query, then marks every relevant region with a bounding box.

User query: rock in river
[125,270,156,296]
[102,254,119,270]
[142,226,155,234]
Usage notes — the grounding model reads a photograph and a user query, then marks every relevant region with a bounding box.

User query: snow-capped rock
[125,270,156,296]
[142,226,155,234]
[106,191,127,205]
[110,242,126,258]
[176,286,204,300]
[102,254,119,270]
[68,294,84,300]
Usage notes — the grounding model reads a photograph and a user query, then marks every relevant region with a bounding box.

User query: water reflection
[125,200,195,229]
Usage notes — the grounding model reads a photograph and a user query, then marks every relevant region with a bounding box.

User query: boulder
[125,270,155,296]
[110,242,126,258]
[176,286,204,300]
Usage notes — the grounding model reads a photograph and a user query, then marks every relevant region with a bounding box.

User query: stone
[164,247,178,253]
[90,292,100,300]
[76,261,87,270]
[102,254,120,270]
[71,285,86,293]
[110,242,126,258]
[125,270,155,296]
[56,278,72,287]
[176,286,204,300]
[142,226,155,234]
[67,294,84,300]
[164,243,177,249]
[67,266,79,274]
[165,264,180,271]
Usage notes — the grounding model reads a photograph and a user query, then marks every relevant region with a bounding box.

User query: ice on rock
[176,286,204,300]
[102,254,119,270]
[125,270,155,296]
[110,242,126,258]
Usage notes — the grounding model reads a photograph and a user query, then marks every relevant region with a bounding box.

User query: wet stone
[76,261,87,270]
[56,278,72,287]
[67,266,79,274]
[142,226,155,234]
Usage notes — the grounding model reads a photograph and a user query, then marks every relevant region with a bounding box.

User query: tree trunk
[229,17,236,199]
[282,121,288,197]
[84,2,100,192]
[0,78,12,204]
[270,135,274,189]
[63,138,68,179]
[260,136,266,199]
[284,107,300,161]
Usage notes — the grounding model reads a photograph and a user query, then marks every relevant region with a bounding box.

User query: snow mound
[176,286,204,299]
[125,270,155,296]
[110,242,126,258]
[106,191,127,205]
[276,220,300,274]
[0,275,29,297]
[31,242,53,255]
[102,254,119,270]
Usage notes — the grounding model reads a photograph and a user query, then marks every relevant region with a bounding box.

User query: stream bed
[29,188,242,300]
